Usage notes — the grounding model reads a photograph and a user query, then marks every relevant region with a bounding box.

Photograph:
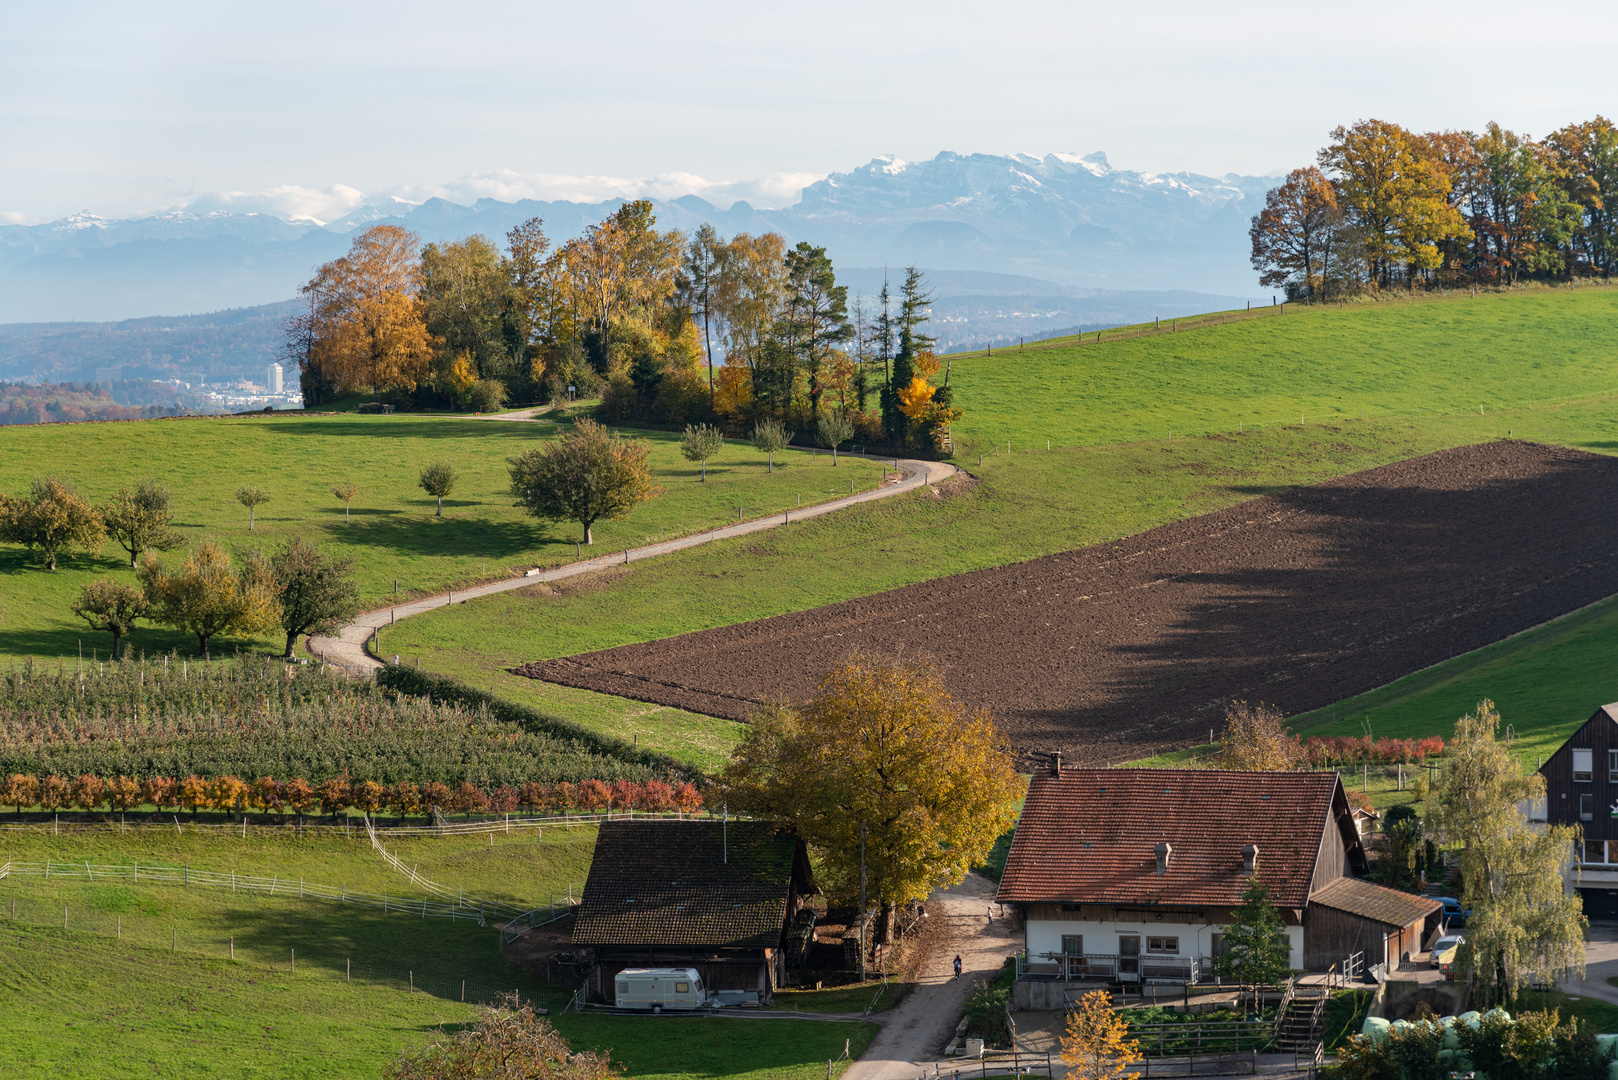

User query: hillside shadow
[337,516,544,559]
[1011,443,1618,760]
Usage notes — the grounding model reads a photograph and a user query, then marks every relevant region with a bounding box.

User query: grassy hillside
[0,413,884,663]
[0,825,874,1079]
[1292,592,1618,766]
[945,285,1618,449]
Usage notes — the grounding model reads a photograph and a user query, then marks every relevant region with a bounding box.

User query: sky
[3,0,1617,224]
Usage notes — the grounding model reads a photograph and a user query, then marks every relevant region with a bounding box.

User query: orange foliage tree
[303,225,436,401]
[1060,989,1143,1080]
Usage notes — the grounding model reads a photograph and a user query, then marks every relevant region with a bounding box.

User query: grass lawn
[945,285,1618,449]
[0,824,875,1078]
[0,413,886,665]
[1515,989,1618,1033]
[766,979,895,1013]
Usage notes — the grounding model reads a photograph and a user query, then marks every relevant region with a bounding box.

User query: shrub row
[0,773,704,818]
[1302,735,1446,766]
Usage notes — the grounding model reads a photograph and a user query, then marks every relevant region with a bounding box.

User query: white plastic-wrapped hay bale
[1362,1017,1392,1043]
[1458,1011,1483,1029]
[1483,1007,1511,1023]
[1441,1016,1460,1050]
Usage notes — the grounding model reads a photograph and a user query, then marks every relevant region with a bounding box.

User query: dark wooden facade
[1539,704,1618,841]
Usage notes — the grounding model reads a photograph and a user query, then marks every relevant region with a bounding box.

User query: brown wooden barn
[571,819,816,1005]
[1304,876,1440,971]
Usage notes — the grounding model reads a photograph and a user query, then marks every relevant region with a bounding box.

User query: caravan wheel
[653,1005,662,1014]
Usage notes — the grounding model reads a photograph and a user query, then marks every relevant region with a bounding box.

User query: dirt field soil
[515,441,1618,764]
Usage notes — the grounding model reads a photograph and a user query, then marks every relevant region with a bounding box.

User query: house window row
[1060,934,1183,955]
[1570,748,1618,784]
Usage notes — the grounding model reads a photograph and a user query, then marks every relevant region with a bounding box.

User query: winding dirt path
[308,435,957,671]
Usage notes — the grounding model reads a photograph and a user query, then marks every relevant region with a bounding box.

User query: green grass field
[0,825,875,1078]
[946,285,1618,448]
[0,413,884,664]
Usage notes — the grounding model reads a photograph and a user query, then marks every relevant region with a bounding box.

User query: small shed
[571,819,816,1004]
[1305,876,1441,972]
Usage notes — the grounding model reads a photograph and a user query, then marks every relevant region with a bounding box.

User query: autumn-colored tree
[38,775,71,812]
[750,418,791,473]
[1319,119,1469,288]
[1214,701,1303,770]
[1429,700,1585,1000]
[682,223,725,402]
[0,476,105,570]
[284,778,317,818]
[679,423,724,481]
[71,578,148,660]
[724,654,1022,941]
[389,782,422,818]
[507,418,658,544]
[421,234,513,383]
[71,774,106,811]
[138,540,279,660]
[318,776,353,817]
[332,481,359,524]
[1548,116,1618,276]
[3,774,40,814]
[715,232,789,373]
[235,486,270,531]
[576,779,610,812]
[102,480,183,567]
[895,375,935,421]
[207,775,248,813]
[419,461,457,517]
[1060,990,1143,1080]
[353,780,386,815]
[139,776,177,812]
[106,776,140,812]
[249,777,284,814]
[178,774,209,814]
[302,225,436,401]
[269,534,359,658]
[385,994,622,1080]
[1249,167,1341,299]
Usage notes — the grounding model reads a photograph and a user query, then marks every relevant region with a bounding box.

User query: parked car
[1430,934,1465,968]
[1437,897,1470,927]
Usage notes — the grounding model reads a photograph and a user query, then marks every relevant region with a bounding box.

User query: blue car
[1438,897,1470,927]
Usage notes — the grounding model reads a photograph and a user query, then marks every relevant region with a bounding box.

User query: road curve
[308,448,957,671]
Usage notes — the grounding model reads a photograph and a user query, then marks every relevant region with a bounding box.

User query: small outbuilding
[571,818,816,1005]
[1304,876,1440,971]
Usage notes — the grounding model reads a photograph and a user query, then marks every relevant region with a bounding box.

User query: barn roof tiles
[572,819,809,949]
[1308,876,1440,928]
[996,768,1347,909]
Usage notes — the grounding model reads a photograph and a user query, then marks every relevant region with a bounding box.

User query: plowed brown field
[513,441,1618,764]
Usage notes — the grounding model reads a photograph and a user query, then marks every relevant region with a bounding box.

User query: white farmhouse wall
[1026,916,1303,971]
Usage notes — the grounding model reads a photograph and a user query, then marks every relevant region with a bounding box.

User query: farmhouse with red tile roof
[997,763,1439,1008]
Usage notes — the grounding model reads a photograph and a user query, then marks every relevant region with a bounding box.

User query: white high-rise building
[267,363,283,394]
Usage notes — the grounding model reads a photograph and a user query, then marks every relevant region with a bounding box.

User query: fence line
[0,809,697,839]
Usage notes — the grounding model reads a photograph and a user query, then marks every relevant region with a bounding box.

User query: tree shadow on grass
[336,515,546,560]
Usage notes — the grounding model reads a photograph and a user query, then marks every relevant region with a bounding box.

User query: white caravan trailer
[612,967,706,1011]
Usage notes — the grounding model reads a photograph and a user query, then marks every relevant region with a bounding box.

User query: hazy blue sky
[4,0,1616,223]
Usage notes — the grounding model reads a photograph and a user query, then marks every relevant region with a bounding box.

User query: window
[1061,934,1084,955]
[1211,933,1229,957]
[1147,936,1179,954]
[1610,750,1618,782]
[1574,748,1594,782]
[616,981,628,995]
[675,982,690,993]
[1581,794,1594,821]
[1586,840,1608,864]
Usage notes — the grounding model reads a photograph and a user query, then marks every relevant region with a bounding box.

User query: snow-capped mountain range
[0,152,1277,324]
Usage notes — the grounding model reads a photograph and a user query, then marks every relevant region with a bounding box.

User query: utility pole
[860,821,868,982]
[723,804,728,865]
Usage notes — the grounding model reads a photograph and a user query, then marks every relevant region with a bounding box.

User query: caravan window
[692,977,703,992]
[675,982,690,993]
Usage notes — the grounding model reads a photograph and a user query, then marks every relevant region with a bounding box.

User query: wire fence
[0,809,678,839]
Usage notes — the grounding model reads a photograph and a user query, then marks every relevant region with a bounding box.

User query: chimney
[1051,751,1062,777]
[1242,844,1259,875]
[1154,842,1172,874]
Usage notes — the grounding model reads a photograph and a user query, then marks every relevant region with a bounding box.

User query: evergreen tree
[780,243,852,417]
[1214,880,1293,988]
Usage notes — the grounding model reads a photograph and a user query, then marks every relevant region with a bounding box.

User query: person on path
[986,904,994,927]
[953,954,963,978]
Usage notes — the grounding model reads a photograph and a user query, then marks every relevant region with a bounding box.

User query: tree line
[1252,116,1618,297]
[285,204,961,453]
[0,772,702,819]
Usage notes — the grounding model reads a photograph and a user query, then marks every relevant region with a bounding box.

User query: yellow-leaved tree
[1214,701,1304,770]
[1061,989,1143,1080]
[302,224,436,401]
[723,653,1022,942]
